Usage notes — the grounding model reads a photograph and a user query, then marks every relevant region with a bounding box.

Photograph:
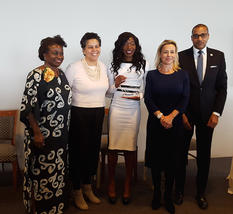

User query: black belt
[120,85,140,89]
[117,89,138,93]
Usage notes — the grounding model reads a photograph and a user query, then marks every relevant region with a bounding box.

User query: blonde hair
[155,40,180,71]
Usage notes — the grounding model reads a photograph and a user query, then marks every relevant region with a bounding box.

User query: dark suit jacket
[178,47,227,124]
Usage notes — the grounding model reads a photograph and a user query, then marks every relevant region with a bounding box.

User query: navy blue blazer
[178,47,227,124]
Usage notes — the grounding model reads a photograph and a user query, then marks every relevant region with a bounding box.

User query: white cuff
[213,112,220,117]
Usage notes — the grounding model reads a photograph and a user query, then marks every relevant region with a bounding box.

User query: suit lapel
[188,47,200,86]
[202,48,212,85]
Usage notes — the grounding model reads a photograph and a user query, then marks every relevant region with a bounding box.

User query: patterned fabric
[20,67,71,214]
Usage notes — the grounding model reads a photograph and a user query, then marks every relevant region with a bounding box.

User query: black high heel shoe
[108,195,117,204]
[122,196,131,205]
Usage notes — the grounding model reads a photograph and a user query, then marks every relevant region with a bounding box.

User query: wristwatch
[157,112,163,119]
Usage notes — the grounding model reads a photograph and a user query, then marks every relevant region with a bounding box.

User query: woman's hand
[115,75,126,88]
[33,131,45,148]
[160,115,173,129]
[27,112,45,148]
[160,110,179,129]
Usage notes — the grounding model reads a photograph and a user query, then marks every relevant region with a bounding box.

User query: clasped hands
[155,110,178,129]
[160,114,174,129]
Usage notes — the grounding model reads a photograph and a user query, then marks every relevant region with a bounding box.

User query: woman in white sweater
[65,32,109,210]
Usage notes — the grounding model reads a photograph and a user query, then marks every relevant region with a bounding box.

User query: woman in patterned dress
[20,35,72,214]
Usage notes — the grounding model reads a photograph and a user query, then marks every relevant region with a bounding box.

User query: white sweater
[65,60,109,108]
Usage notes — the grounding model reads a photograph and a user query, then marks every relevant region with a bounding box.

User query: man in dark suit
[174,24,227,209]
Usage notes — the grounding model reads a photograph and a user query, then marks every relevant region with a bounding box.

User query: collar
[193,46,207,56]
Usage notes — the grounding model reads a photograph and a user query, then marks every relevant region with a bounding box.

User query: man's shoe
[195,195,208,209]
[174,192,183,205]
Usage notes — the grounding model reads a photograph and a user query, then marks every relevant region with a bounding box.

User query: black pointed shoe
[108,196,117,204]
[195,195,208,209]
[174,191,183,205]
[122,196,131,205]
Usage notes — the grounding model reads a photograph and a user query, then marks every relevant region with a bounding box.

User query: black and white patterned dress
[20,67,72,214]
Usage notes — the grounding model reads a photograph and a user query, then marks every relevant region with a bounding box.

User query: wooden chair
[188,138,197,159]
[96,108,138,188]
[0,110,19,189]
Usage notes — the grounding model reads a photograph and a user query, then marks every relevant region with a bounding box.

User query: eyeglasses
[192,33,208,39]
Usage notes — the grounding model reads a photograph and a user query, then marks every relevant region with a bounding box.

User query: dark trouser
[151,167,174,200]
[69,106,104,190]
[175,122,214,195]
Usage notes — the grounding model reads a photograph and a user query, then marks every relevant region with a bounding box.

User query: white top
[107,61,149,108]
[65,60,109,108]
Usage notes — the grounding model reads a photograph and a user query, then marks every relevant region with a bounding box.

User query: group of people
[20,23,227,214]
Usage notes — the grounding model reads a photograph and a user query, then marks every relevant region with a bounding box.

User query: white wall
[1,0,233,166]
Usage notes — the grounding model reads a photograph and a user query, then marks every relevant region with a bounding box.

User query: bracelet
[157,112,163,119]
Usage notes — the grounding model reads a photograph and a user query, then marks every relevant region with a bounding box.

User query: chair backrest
[0,110,18,145]
[189,138,197,151]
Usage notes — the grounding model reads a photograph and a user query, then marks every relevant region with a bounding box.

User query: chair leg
[12,160,18,190]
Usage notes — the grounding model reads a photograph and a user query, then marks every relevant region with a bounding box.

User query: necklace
[158,65,175,75]
[81,58,101,81]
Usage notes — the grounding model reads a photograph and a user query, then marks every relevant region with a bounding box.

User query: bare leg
[107,150,118,198]
[123,151,134,199]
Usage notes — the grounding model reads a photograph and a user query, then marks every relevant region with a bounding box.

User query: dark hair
[111,32,145,76]
[192,24,209,35]
[80,32,101,49]
[38,35,67,61]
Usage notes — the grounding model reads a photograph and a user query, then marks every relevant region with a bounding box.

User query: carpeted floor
[0,157,233,214]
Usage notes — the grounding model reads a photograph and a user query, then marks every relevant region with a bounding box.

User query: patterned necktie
[197,50,203,84]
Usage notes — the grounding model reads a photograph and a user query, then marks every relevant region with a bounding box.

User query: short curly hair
[80,32,101,49]
[38,35,67,61]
